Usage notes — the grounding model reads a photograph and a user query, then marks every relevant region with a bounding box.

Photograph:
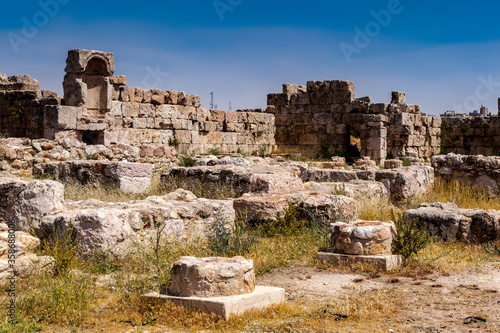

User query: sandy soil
[257,263,500,332]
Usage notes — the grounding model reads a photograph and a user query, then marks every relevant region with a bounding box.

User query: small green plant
[256,130,264,137]
[237,148,248,157]
[320,144,332,160]
[41,224,78,275]
[207,148,221,156]
[391,211,431,263]
[177,155,196,167]
[86,153,99,160]
[168,137,180,148]
[484,242,500,255]
[207,215,256,257]
[258,143,270,157]
[256,204,311,237]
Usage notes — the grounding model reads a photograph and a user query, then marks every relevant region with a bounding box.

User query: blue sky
[1,0,500,115]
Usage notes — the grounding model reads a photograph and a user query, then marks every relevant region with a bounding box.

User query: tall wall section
[0,74,61,138]
[267,80,442,161]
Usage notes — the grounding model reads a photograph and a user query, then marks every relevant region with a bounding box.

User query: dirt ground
[258,263,500,333]
[40,263,500,333]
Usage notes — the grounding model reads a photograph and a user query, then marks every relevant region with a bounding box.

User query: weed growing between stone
[391,211,431,263]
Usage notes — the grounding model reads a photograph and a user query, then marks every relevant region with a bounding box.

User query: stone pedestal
[143,256,284,320]
[167,256,255,298]
[322,220,403,271]
[330,220,396,256]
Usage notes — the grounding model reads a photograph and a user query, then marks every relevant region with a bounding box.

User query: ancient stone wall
[0,74,61,138]
[267,81,442,162]
[441,116,500,156]
[2,49,275,158]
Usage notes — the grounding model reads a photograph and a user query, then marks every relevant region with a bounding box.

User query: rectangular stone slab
[142,286,285,320]
[316,252,403,271]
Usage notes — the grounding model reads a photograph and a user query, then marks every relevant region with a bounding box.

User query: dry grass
[400,241,500,276]
[414,178,500,210]
[63,173,240,202]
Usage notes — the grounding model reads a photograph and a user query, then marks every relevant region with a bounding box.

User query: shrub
[177,155,196,167]
[256,204,310,237]
[391,211,431,263]
[207,215,256,257]
[41,224,78,275]
[168,137,180,148]
[207,148,221,156]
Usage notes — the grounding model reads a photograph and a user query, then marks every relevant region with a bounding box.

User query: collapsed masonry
[3,48,500,163]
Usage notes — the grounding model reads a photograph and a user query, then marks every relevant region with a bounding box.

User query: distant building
[440,110,465,118]
[469,105,490,117]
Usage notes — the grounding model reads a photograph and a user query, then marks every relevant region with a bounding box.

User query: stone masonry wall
[441,116,500,156]
[267,81,441,161]
[0,74,61,138]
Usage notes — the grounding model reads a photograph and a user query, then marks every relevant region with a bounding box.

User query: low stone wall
[431,153,500,193]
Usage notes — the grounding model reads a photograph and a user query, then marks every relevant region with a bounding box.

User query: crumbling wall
[441,116,500,156]
[267,81,442,161]
[432,153,500,194]
[0,74,61,138]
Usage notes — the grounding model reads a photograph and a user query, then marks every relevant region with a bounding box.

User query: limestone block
[310,91,333,105]
[0,178,65,231]
[233,194,289,221]
[119,86,135,102]
[391,91,406,104]
[369,103,388,114]
[307,81,330,92]
[122,103,139,117]
[333,90,355,104]
[104,162,153,194]
[384,159,403,169]
[331,80,355,91]
[143,89,152,103]
[166,90,179,105]
[167,256,255,297]
[210,109,226,122]
[109,75,127,86]
[331,220,397,255]
[63,73,87,107]
[133,117,147,129]
[151,89,166,105]
[43,105,80,130]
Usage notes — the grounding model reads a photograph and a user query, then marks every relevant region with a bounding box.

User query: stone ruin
[267,81,442,162]
[2,47,500,285]
[1,49,275,161]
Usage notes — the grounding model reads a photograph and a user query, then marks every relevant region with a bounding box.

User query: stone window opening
[81,130,104,145]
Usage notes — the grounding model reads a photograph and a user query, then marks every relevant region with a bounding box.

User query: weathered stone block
[330,221,397,255]
[167,256,255,297]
